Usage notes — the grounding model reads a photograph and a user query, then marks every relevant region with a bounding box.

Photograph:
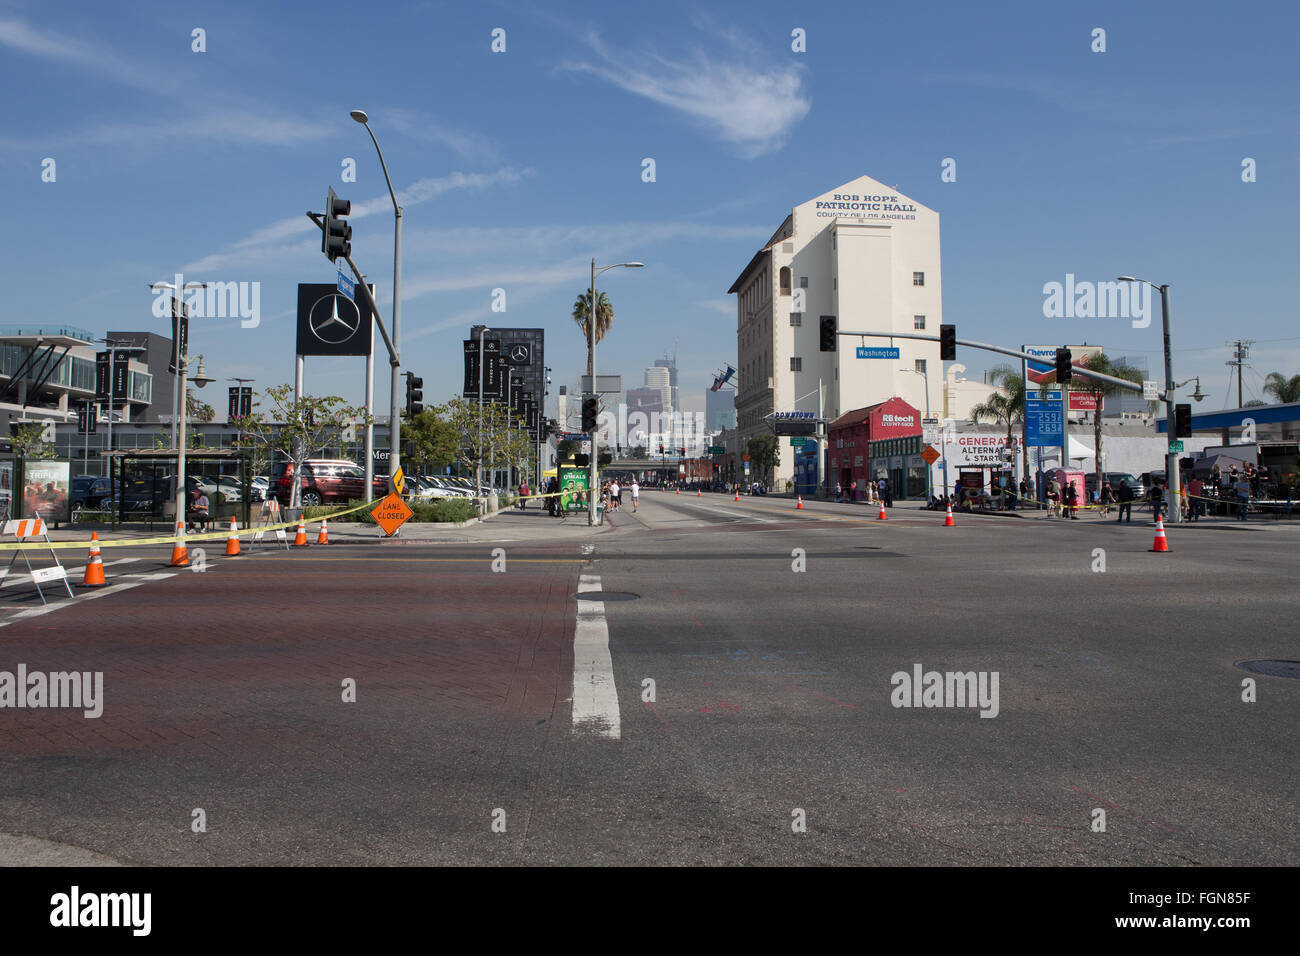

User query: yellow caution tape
[0,500,373,551]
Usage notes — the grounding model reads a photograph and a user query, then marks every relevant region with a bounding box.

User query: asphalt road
[0,492,1294,865]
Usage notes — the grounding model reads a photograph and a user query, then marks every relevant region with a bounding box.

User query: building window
[779,267,791,295]
[913,315,926,329]
[913,272,925,286]
[790,357,802,372]
[915,359,927,374]
[799,276,808,288]
[790,312,802,327]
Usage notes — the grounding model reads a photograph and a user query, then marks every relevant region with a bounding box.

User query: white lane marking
[572,573,620,739]
[581,544,594,555]
[0,579,156,627]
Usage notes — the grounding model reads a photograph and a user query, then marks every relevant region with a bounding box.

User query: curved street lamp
[351,109,401,500]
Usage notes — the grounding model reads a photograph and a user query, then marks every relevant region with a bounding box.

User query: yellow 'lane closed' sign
[371,492,413,536]
[392,467,405,496]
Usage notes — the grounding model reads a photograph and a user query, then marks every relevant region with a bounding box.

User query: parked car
[1084,471,1143,499]
[272,459,388,506]
[72,476,113,510]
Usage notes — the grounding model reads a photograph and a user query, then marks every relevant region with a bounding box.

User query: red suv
[273,459,387,506]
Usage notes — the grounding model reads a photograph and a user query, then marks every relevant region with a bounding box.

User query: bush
[303,498,477,524]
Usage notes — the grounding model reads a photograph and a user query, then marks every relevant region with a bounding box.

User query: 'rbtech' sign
[869,397,922,440]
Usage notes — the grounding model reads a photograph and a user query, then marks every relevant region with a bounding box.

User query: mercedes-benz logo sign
[508,343,530,364]
[308,294,361,345]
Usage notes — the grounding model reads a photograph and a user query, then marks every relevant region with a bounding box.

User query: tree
[401,408,459,473]
[186,391,216,424]
[572,288,614,377]
[970,371,1021,464]
[436,396,536,488]
[1071,353,1142,498]
[231,384,369,508]
[10,423,55,460]
[746,434,779,485]
[973,366,1029,478]
[630,445,647,459]
[1263,372,1300,405]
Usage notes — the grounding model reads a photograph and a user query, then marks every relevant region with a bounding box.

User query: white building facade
[728,174,943,488]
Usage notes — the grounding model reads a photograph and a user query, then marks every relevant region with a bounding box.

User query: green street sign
[1169,440,1185,453]
[790,437,809,448]
[708,445,726,455]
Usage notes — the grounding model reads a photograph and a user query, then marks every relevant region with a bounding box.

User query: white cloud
[0,16,157,89]
[561,28,810,158]
[382,108,502,164]
[182,167,537,273]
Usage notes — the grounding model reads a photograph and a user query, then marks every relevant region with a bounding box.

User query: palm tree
[1071,353,1142,498]
[972,366,1027,475]
[572,288,614,377]
[1263,372,1300,405]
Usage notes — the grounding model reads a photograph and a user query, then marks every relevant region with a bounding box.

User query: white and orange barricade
[0,513,74,604]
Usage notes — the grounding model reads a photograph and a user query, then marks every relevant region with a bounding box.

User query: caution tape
[0,500,373,552]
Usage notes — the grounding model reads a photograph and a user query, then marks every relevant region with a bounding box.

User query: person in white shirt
[630,480,639,512]
[610,480,620,511]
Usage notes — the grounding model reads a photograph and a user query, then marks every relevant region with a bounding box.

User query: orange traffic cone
[734,490,740,502]
[1150,516,1170,552]
[877,502,888,521]
[676,487,680,495]
[82,532,107,587]
[796,495,803,509]
[225,517,241,556]
[316,518,330,545]
[169,521,189,567]
[697,489,702,497]
[944,503,955,527]
[294,519,308,547]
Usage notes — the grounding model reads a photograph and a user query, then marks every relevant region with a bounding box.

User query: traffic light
[1174,403,1192,438]
[819,315,837,352]
[658,443,664,455]
[939,324,956,361]
[323,187,352,262]
[405,373,424,417]
[581,394,598,432]
[1055,348,1073,383]
[679,447,685,457]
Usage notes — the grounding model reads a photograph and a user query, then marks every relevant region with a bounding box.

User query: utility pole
[1226,340,1253,408]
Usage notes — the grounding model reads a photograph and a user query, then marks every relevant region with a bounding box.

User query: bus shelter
[103,449,252,530]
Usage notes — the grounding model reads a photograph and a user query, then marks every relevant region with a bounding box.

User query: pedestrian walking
[850,480,857,502]
[518,478,530,510]
[1235,474,1251,521]
[1116,481,1133,522]
[631,479,639,512]
[610,478,620,511]
[1149,481,1164,523]
[1188,475,1203,521]
[1099,482,1113,516]
[1047,477,1061,518]
[835,481,843,503]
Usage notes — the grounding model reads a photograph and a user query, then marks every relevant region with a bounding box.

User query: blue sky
[4,0,1298,417]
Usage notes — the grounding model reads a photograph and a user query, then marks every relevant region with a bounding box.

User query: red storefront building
[827,397,925,499]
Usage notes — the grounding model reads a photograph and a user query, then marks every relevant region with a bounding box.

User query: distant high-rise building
[644,365,672,415]
[654,356,679,410]
[705,387,736,431]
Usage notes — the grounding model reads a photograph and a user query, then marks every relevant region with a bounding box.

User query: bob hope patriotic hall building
[728,174,943,491]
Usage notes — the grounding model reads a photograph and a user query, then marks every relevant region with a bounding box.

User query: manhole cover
[573,591,640,602]
[1234,659,1300,680]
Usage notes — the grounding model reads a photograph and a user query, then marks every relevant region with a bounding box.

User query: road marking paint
[572,573,620,739]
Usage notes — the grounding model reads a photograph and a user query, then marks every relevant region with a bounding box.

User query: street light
[351,109,402,494]
[150,280,209,450]
[588,259,644,525]
[900,366,932,501]
[94,337,144,474]
[1118,275,1180,522]
[475,325,491,511]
